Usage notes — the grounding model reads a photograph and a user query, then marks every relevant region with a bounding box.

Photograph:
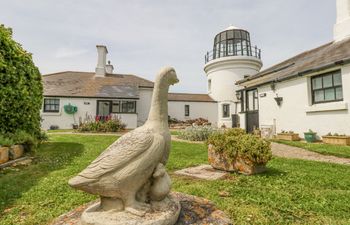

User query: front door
[245,89,259,133]
[97,100,111,116]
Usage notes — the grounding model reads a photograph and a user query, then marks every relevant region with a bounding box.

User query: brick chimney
[334,0,350,42]
[95,45,108,77]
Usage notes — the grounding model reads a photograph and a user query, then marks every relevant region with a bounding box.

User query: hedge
[0,24,43,137]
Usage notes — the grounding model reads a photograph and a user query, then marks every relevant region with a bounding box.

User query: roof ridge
[169,92,209,95]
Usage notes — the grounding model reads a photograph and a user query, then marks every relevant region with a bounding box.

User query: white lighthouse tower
[204,25,263,128]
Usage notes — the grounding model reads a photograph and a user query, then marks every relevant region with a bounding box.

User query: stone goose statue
[68,67,179,217]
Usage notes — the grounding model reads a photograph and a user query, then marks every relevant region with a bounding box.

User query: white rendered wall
[168,101,218,126]
[256,64,350,138]
[137,88,153,126]
[41,97,138,130]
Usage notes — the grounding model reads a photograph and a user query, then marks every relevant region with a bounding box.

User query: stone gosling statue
[69,67,180,225]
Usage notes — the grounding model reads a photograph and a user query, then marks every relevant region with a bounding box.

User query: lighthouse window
[185,105,190,116]
[208,79,212,92]
[222,104,230,118]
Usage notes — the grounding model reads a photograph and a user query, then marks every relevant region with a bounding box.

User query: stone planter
[208,145,266,175]
[9,145,24,159]
[277,133,300,141]
[0,147,10,164]
[322,136,350,146]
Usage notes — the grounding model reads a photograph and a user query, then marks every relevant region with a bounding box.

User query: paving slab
[174,164,228,180]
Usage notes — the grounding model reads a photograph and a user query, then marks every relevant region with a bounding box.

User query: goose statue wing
[77,129,154,180]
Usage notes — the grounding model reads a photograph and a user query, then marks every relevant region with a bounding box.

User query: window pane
[336,87,343,100]
[247,91,254,111]
[333,72,342,86]
[314,90,324,102]
[312,77,322,89]
[324,88,335,101]
[112,101,120,113]
[323,74,333,88]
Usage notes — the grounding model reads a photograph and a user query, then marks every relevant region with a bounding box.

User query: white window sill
[41,112,62,116]
[305,102,348,113]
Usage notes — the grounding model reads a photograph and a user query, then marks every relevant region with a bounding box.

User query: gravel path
[271,142,350,165]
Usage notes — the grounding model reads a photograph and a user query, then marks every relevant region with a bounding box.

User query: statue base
[50,192,232,225]
[81,196,180,225]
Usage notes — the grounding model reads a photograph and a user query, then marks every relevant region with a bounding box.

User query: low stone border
[50,192,232,225]
[0,156,33,169]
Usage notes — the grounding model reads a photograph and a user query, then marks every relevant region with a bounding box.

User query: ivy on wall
[0,24,43,137]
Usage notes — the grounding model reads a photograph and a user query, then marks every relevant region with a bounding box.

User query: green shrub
[0,25,43,138]
[0,135,14,147]
[207,128,272,165]
[78,118,126,133]
[177,125,217,141]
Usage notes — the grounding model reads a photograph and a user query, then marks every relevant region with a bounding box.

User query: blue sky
[0,0,335,93]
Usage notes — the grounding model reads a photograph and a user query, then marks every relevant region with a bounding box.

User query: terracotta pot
[9,145,24,160]
[0,147,10,164]
[208,145,266,175]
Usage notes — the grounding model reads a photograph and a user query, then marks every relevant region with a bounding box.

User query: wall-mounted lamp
[235,91,242,101]
[274,95,283,106]
[270,82,276,91]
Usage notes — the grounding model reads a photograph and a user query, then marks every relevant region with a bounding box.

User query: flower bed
[177,126,217,141]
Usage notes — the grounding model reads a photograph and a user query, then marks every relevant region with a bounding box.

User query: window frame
[43,98,60,113]
[311,70,343,104]
[121,101,137,113]
[184,105,190,117]
[222,104,230,118]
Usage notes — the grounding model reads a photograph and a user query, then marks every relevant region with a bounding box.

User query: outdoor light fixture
[274,94,283,106]
[235,91,242,101]
[270,82,276,91]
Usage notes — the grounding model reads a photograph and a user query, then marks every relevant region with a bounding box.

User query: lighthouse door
[245,89,259,133]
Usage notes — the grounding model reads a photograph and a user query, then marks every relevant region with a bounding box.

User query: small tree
[0,24,43,137]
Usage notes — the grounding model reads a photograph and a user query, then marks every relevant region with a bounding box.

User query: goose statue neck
[146,67,179,128]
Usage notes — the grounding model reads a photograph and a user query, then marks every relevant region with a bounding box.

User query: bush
[78,117,126,133]
[0,25,43,138]
[49,125,59,130]
[177,125,217,141]
[0,135,14,147]
[207,128,272,165]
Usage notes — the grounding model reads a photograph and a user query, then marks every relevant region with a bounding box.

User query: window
[222,104,230,118]
[185,105,190,116]
[121,101,136,113]
[311,70,343,104]
[246,89,258,111]
[112,101,120,113]
[43,98,60,112]
[208,79,212,92]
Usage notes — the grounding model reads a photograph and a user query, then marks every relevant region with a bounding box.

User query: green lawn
[272,139,350,158]
[1,134,350,225]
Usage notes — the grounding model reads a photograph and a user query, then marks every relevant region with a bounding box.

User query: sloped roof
[168,93,216,102]
[43,71,154,98]
[237,38,350,88]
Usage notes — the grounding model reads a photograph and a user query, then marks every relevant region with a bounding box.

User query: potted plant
[322,133,350,146]
[304,129,317,143]
[206,128,272,175]
[0,136,14,164]
[277,130,300,141]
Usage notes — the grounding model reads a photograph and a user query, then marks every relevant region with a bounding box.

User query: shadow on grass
[257,167,287,177]
[0,142,84,213]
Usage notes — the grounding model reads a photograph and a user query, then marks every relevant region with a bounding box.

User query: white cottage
[234,0,350,137]
[41,46,218,129]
